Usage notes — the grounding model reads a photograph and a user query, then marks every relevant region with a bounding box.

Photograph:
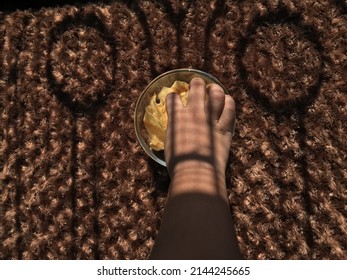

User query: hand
[164,77,236,177]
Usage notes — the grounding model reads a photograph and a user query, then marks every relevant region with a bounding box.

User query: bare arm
[150,78,241,259]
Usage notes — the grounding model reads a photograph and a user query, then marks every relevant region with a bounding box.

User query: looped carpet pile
[0,0,346,259]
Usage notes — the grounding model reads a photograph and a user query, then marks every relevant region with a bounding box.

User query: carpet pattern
[0,0,346,259]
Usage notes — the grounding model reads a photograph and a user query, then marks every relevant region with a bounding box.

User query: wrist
[168,156,226,177]
[168,160,227,198]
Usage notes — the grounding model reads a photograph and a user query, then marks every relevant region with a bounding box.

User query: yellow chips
[143,80,189,151]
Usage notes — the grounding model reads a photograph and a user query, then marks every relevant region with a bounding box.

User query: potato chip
[144,80,189,151]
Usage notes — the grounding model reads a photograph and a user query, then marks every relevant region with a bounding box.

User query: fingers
[207,84,225,121]
[165,92,183,119]
[188,77,206,109]
[218,95,236,135]
[166,78,235,136]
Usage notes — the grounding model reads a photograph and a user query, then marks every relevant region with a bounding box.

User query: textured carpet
[0,0,346,259]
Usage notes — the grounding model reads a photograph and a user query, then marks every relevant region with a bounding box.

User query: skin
[150,77,241,259]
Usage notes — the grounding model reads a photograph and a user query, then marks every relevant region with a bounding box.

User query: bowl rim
[134,68,228,167]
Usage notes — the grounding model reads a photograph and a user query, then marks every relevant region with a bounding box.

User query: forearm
[150,164,241,259]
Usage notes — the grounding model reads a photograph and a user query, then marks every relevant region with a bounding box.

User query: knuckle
[218,122,233,135]
[210,90,225,102]
[209,83,224,93]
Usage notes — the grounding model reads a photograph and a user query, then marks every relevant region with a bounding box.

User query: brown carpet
[0,0,346,259]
